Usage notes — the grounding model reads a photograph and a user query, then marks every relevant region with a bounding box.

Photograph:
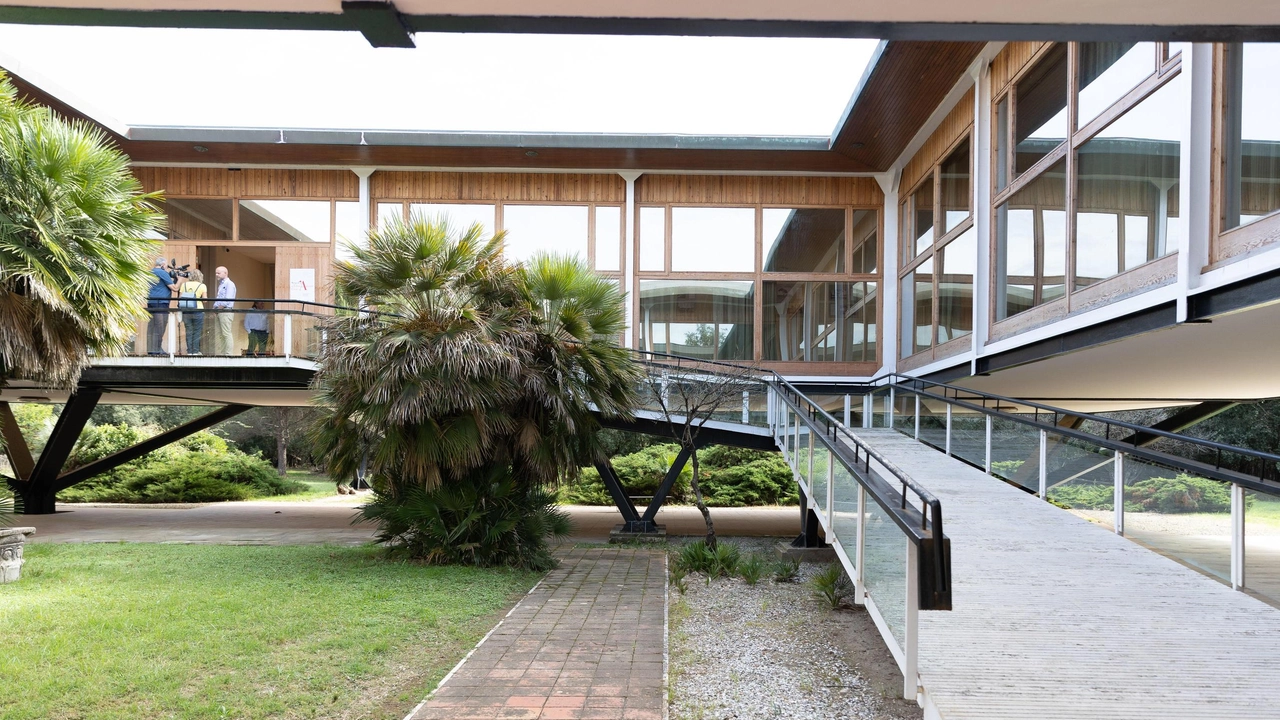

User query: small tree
[639,355,763,547]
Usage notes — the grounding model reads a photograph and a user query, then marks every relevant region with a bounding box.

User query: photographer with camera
[146,257,178,355]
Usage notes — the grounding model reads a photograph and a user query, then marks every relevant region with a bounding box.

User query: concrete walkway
[409,547,666,720]
[22,502,798,544]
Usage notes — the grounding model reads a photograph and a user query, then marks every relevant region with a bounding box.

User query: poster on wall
[289,268,316,303]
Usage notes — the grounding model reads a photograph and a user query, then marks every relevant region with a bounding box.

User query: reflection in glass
[763,208,846,272]
[910,178,934,257]
[164,198,233,241]
[1014,43,1069,176]
[501,205,588,263]
[639,206,666,271]
[335,201,363,262]
[376,202,403,229]
[1224,43,1280,230]
[1077,42,1156,127]
[1245,490,1280,606]
[594,206,621,271]
[671,207,755,272]
[239,200,331,242]
[1075,72,1185,288]
[938,227,975,343]
[902,257,933,356]
[850,210,878,274]
[940,138,971,233]
[862,497,907,649]
[638,280,753,360]
[763,281,877,362]
[996,158,1067,320]
[410,203,495,237]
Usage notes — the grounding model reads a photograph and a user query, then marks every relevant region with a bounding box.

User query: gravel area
[668,539,921,720]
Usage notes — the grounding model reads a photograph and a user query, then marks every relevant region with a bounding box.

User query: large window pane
[671,207,755,272]
[850,210,878,274]
[334,201,363,262]
[239,200,331,242]
[938,227,975,343]
[1075,72,1186,288]
[903,257,934,356]
[997,158,1067,320]
[1224,43,1280,230]
[410,203,495,237]
[639,206,665,271]
[501,205,587,263]
[594,206,621,271]
[940,138,971,233]
[376,202,403,229]
[1078,42,1157,127]
[763,281,877,362]
[763,208,845,273]
[908,178,934,257]
[1014,43,1069,176]
[638,280,753,360]
[163,198,232,241]
[996,96,1010,191]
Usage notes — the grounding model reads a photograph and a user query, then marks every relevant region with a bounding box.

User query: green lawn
[261,470,342,502]
[0,544,539,719]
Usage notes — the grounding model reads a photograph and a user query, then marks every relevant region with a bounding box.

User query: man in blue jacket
[147,258,177,355]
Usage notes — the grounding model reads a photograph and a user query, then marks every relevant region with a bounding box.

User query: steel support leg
[12,388,102,514]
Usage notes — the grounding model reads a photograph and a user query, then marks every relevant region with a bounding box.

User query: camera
[166,258,191,284]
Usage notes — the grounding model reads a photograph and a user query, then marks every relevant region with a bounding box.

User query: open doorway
[190,245,276,356]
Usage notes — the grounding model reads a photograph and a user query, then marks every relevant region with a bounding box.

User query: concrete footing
[609,524,668,544]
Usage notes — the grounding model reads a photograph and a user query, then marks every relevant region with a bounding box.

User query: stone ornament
[0,527,36,583]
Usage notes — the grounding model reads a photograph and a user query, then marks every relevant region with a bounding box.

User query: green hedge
[559,443,798,507]
[58,424,305,503]
[1048,474,1239,514]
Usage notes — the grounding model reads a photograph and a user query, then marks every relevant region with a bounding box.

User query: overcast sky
[0,25,879,136]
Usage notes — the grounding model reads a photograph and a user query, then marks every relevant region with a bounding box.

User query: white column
[283,315,293,360]
[888,386,896,428]
[854,485,866,604]
[827,456,836,529]
[620,172,641,348]
[913,394,920,440]
[876,172,900,376]
[970,58,993,369]
[1181,43,1214,323]
[903,541,920,701]
[844,394,852,429]
[984,414,992,474]
[741,390,750,424]
[1231,483,1246,590]
[863,394,873,429]
[352,167,374,241]
[167,311,177,360]
[1114,452,1126,535]
[945,404,952,456]
[1038,429,1048,499]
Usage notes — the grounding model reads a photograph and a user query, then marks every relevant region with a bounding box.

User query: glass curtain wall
[993,42,1187,321]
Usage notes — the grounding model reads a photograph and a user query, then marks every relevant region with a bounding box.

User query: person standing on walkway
[177,268,208,355]
[212,266,237,355]
[147,257,177,355]
[244,301,270,356]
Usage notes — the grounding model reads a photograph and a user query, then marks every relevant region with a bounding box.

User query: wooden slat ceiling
[4,41,986,174]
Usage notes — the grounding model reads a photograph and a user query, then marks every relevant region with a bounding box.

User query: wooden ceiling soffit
[830,41,986,170]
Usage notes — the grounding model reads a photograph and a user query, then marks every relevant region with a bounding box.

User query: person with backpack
[177,268,208,355]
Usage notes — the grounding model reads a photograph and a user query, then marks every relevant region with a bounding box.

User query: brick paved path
[410,547,667,720]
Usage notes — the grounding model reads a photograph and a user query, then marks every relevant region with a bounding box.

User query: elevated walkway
[856,428,1280,720]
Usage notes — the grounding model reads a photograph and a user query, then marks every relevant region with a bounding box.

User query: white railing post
[167,310,178,360]
[1114,451,1126,535]
[863,394,872,429]
[904,541,920,701]
[888,386,896,428]
[1038,429,1048,499]
[844,394,852,428]
[742,390,750,424]
[913,394,920,440]
[854,484,866,604]
[827,454,836,529]
[945,404,952,456]
[984,414,992,474]
[283,314,293,360]
[1231,482,1246,590]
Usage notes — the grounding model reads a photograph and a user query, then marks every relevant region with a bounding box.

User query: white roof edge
[0,49,130,137]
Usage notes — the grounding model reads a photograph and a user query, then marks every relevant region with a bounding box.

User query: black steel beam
[641,446,693,523]
[1118,401,1238,447]
[0,401,35,481]
[975,303,1177,376]
[53,404,251,493]
[596,415,776,450]
[14,388,102,514]
[1187,266,1280,320]
[790,485,828,548]
[340,1,414,48]
[593,460,641,526]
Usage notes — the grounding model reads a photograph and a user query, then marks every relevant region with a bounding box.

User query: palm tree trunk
[688,447,716,548]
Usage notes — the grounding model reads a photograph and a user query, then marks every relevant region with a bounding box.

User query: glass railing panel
[796,423,812,490]
[990,415,1043,494]
[1045,437,1115,531]
[810,443,831,515]
[1245,490,1280,606]
[863,495,908,650]
[917,398,947,451]
[891,392,915,434]
[831,459,860,549]
[1121,455,1231,585]
[947,412,988,470]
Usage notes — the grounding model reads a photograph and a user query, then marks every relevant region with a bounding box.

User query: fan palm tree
[311,216,639,566]
[0,72,164,389]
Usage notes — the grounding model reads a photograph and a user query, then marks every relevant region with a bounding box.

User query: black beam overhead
[0,6,1279,43]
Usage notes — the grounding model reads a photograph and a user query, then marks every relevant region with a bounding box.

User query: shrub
[360,465,571,571]
[1127,474,1234,514]
[1048,484,1114,510]
[772,557,801,583]
[674,540,715,575]
[702,454,798,507]
[811,562,853,609]
[738,553,766,584]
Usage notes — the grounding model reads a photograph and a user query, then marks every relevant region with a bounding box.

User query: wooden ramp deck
[855,428,1280,720]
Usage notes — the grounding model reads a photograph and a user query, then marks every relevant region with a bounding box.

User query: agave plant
[311,215,639,567]
[0,71,164,389]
